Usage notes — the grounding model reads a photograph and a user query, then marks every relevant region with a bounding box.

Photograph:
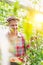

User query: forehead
[9,20,18,24]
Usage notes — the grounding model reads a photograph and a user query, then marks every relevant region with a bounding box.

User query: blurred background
[0,0,43,65]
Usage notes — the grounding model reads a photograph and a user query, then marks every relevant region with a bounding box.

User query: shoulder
[18,32,24,38]
[18,32,25,42]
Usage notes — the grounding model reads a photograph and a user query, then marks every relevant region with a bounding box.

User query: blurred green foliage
[0,1,43,65]
[0,1,13,24]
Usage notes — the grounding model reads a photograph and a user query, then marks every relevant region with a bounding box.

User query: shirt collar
[18,32,22,38]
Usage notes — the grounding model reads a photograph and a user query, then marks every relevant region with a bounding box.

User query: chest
[9,36,23,47]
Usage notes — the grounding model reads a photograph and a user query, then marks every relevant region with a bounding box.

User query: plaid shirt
[9,32,25,57]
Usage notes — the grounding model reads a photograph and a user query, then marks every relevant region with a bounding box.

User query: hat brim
[7,17,19,22]
[7,18,19,22]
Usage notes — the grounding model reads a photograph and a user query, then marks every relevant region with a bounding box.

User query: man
[7,16,26,65]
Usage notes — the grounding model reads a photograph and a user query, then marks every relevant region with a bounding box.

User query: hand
[10,57,22,63]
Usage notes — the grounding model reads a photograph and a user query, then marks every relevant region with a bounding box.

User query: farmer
[7,16,26,65]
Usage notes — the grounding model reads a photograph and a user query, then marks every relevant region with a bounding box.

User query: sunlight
[34,14,43,23]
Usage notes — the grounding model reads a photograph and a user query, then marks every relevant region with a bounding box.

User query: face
[9,20,18,30]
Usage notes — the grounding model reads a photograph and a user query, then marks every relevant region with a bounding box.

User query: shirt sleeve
[21,35,26,53]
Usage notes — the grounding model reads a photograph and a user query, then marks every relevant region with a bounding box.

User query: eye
[14,24,17,26]
[10,24,17,27]
[11,25,14,26]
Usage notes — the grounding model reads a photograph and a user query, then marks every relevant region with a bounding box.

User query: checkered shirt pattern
[15,35,25,57]
[9,33,25,57]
